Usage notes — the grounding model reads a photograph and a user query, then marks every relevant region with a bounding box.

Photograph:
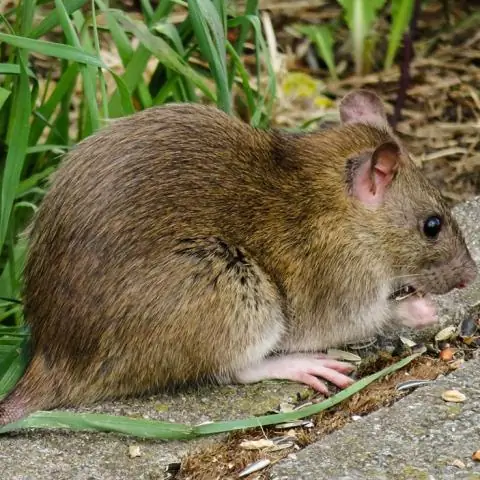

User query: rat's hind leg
[166,237,354,393]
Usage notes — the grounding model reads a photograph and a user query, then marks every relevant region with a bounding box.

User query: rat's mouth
[389,285,420,301]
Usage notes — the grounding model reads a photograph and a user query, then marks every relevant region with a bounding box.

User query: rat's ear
[350,142,400,207]
[339,89,388,126]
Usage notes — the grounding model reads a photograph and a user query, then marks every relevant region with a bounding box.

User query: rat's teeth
[392,285,417,301]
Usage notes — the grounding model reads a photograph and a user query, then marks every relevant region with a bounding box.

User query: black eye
[423,215,442,239]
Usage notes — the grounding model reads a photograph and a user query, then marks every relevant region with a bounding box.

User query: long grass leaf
[337,0,386,75]
[384,0,414,70]
[55,0,100,133]
[107,0,176,116]
[0,352,421,438]
[295,24,337,80]
[112,12,214,101]
[29,63,79,145]
[194,351,421,435]
[30,0,88,38]
[0,57,31,260]
[0,87,10,111]
[0,63,35,77]
[228,0,258,89]
[94,1,152,111]
[189,0,230,112]
[0,33,107,68]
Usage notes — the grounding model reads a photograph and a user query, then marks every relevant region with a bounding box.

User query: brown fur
[0,94,476,425]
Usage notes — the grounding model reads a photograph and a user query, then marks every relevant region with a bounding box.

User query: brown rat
[0,90,476,426]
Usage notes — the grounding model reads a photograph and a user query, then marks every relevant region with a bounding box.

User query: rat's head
[338,89,477,307]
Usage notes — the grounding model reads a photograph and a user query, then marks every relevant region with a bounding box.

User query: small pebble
[128,445,141,458]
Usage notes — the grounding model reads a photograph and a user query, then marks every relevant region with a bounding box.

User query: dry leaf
[239,439,275,450]
[472,450,480,462]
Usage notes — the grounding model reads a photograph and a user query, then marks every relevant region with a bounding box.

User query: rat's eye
[423,215,442,239]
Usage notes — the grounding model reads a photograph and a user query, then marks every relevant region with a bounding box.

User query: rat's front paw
[395,294,438,329]
[235,354,355,394]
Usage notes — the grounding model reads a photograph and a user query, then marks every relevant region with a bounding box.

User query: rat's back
[20,105,275,410]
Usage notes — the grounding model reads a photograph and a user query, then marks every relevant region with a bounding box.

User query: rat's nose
[457,281,467,289]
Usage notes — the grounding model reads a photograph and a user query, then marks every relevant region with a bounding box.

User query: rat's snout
[456,255,478,289]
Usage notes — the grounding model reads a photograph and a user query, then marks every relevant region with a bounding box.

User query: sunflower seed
[441,389,466,403]
[326,349,362,362]
[239,459,271,477]
[396,379,432,391]
[435,325,457,342]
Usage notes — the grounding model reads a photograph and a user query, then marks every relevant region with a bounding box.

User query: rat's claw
[235,354,356,392]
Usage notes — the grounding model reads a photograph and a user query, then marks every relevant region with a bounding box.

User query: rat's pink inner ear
[339,89,388,126]
[351,142,400,207]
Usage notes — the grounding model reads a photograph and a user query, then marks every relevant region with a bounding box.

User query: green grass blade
[0,87,10,111]
[0,236,28,299]
[225,42,256,117]
[228,0,258,89]
[29,63,79,145]
[25,145,68,155]
[95,1,133,64]
[30,0,88,38]
[16,166,57,197]
[189,0,231,113]
[229,14,276,127]
[139,0,154,23]
[194,351,421,435]
[112,11,215,101]
[0,63,35,77]
[107,0,177,116]
[110,72,135,116]
[0,33,107,69]
[0,352,421,438]
[90,0,109,120]
[0,412,196,439]
[337,0,386,75]
[295,24,337,80]
[0,57,31,260]
[0,332,29,400]
[94,1,152,110]
[55,0,100,134]
[384,0,414,70]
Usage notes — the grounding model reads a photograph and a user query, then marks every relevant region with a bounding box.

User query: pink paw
[396,294,438,329]
[235,354,356,395]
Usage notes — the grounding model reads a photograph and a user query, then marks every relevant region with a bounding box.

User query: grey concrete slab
[270,358,480,480]
[1,196,479,479]
[0,381,307,480]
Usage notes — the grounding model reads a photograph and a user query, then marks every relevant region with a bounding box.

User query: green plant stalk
[384,0,414,70]
[90,0,109,120]
[189,0,231,114]
[29,63,79,146]
[6,219,17,309]
[0,33,108,68]
[94,0,153,110]
[0,56,31,264]
[228,0,258,89]
[107,0,176,116]
[30,0,88,38]
[0,352,421,438]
